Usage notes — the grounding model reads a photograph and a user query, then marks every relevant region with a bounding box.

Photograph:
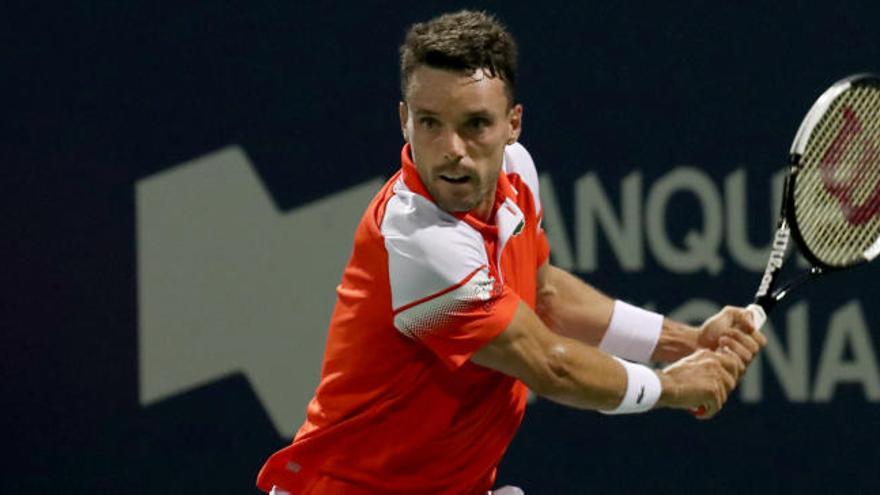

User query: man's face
[399,66,522,216]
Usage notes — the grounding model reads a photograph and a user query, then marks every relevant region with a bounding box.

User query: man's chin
[437,198,478,214]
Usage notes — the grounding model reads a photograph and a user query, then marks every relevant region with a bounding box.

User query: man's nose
[441,129,466,162]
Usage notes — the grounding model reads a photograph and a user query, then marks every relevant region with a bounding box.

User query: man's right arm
[471,301,745,418]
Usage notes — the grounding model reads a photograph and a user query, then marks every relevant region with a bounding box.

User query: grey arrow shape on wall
[136,145,383,436]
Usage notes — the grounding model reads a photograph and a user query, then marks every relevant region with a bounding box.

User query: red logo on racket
[819,106,880,225]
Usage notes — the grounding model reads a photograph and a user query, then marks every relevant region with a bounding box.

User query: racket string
[794,83,880,266]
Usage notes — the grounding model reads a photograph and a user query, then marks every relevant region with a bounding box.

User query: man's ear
[507,103,523,144]
[399,101,409,142]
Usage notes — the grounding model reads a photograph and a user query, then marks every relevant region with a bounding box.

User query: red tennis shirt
[257,142,550,494]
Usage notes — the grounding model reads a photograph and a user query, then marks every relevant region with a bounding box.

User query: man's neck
[471,185,497,223]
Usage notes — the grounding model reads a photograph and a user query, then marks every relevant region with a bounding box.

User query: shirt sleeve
[382,190,520,369]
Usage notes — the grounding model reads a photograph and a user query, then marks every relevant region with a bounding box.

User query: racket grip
[746,303,767,330]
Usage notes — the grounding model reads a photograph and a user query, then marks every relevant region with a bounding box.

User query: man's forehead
[405,65,509,109]
[410,105,494,117]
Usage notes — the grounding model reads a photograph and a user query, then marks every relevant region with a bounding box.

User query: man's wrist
[650,319,699,363]
[655,369,679,408]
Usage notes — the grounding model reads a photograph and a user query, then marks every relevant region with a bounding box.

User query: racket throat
[754,221,792,303]
[756,266,824,312]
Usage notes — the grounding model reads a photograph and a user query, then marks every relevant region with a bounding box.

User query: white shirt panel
[393,268,494,339]
[381,179,490,312]
[503,142,542,216]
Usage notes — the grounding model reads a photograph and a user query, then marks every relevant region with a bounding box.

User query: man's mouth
[439,174,470,184]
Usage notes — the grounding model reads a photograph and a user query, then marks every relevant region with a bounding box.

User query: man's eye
[468,118,490,130]
[419,117,439,128]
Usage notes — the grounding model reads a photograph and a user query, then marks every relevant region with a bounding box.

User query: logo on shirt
[471,271,496,301]
[512,219,525,236]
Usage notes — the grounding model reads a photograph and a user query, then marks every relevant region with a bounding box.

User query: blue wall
[5,1,880,492]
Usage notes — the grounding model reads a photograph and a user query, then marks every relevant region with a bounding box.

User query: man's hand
[656,348,745,419]
[696,306,767,366]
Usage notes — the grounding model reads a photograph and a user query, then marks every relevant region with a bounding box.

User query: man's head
[398,10,523,218]
[399,10,518,105]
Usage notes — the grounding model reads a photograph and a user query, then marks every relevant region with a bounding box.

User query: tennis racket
[692,74,880,418]
[746,73,880,329]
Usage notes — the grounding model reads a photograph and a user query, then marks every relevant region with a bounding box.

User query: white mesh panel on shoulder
[503,142,542,215]
[381,179,490,311]
[394,268,494,339]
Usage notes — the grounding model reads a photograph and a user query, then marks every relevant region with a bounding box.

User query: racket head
[786,74,880,270]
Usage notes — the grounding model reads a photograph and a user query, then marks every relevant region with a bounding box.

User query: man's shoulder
[503,142,542,214]
[382,179,456,228]
[381,179,484,258]
[352,174,483,267]
[503,142,536,171]
[378,180,488,311]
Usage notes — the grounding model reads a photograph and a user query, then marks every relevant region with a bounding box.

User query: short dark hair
[399,10,518,104]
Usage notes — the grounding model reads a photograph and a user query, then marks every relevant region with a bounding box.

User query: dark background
[5,1,880,493]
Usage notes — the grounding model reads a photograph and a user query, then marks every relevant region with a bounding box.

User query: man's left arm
[534,262,766,364]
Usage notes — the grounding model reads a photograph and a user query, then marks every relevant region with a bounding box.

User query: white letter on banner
[645,167,723,274]
[725,168,775,271]
[575,172,643,272]
[539,173,574,270]
[813,301,880,402]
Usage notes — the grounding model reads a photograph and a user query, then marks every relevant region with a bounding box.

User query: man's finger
[720,365,737,391]
[752,328,768,347]
[725,330,761,354]
[712,383,726,416]
[730,307,757,333]
[716,348,744,383]
[720,380,730,404]
[733,308,769,346]
[695,401,715,420]
[718,336,758,364]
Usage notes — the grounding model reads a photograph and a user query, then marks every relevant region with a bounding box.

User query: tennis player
[256,10,766,495]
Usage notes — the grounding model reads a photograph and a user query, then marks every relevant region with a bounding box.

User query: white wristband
[599,300,663,363]
[600,357,662,414]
